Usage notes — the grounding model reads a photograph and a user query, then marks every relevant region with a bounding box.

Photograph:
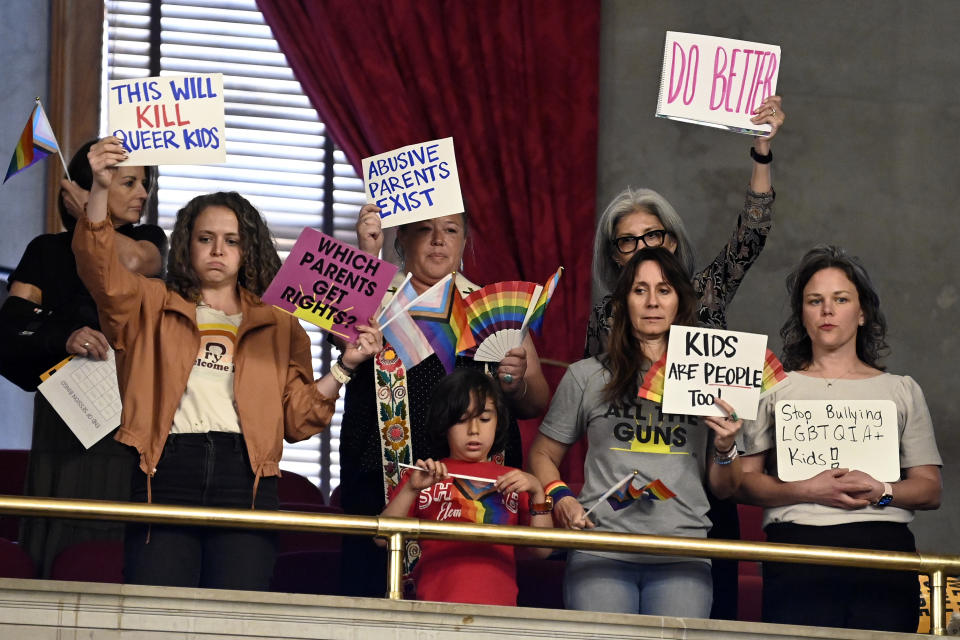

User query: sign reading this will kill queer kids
[656,32,780,136]
[661,326,768,420]
[362,137,464,228]
[775,400,900,482]
[108,73,226,165]
[261,229,398,342]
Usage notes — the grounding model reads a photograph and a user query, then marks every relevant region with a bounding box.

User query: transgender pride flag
[378,275,434,371]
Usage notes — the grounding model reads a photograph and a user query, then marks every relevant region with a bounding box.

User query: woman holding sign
[528,248,743,618]
[737,245,942,633]
[70,137,382,590]
[0,139,166,577]
[338,206,551,597]
[584,95,785,357]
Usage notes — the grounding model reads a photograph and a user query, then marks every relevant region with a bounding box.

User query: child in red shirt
[381,368,553,605]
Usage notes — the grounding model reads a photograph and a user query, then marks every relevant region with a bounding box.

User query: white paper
[362,137,464,228]
[38,351,121,449]
[775,400,900,482]
[108,73,226,165]
[661,326,768,420]
[656,32,780,136]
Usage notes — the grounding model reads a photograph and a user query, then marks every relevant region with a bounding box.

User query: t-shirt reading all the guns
[539,357,711,564]
[391,458,531,606]
[171,305,242,434]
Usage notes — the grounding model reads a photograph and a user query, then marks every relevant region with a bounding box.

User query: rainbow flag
[408,274,476,373]
[606,476,676,511]
[760,348,788,395]
[638,348,787,403]
[462,280,540,361]
[380,279,434,371]
[526,267,563,336]
[5,100,60,184]
[636,353,668,403]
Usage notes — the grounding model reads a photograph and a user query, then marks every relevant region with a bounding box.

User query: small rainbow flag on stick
[638,348,788,403]
[526,267,563,336]
[4,99,69,184]
[403,274,476,373]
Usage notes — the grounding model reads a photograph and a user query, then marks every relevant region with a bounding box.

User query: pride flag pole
[36,98,71,181]
[583,470,639,518]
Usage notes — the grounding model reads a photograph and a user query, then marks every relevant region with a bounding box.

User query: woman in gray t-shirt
[529,248,745,618]
[738,245,942,633]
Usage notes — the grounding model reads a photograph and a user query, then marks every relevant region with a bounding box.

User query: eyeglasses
[614,229,672,254]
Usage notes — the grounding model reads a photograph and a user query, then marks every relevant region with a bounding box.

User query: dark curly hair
[603,247,698,403]
[780,245,888,372]
[426,368,509,460]
[166,192,280,300]
[58,139,157,232]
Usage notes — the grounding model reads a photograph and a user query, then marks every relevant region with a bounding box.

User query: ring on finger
[82,341,91,349]
[502,372,514,384]
[728,411,740,422]
[770,107,776,116]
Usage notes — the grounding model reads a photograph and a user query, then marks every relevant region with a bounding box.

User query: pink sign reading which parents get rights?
[262,229,398,342]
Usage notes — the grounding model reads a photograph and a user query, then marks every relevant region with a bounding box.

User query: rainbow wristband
[545,480,575,502]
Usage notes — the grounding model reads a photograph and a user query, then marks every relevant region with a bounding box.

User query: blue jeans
[124,432,278,590]
[564,550,713,617]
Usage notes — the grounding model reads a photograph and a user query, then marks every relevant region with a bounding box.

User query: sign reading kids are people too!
[108,73,226,165]
[661,326,768,420]
[656,32,780,136]
[362,137,464,228]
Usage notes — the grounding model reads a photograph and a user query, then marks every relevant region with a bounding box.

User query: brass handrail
[0,494,955,635]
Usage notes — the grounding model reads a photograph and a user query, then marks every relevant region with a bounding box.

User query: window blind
[102,0,365,496]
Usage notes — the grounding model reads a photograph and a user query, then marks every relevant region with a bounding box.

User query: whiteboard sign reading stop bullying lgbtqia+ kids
[775,400,900,482]
[661,326,768,420]
[362,137,464,229]
[656,32,780,136]
[108,73,226,165]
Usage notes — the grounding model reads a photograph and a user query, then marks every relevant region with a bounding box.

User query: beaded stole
[374,341,420,593]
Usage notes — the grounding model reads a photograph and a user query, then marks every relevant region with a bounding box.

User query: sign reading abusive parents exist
[108,73,226,165]
[656,32,780,136]
[661,326,768,420]
[362,137,464,228]
[261,229,398,342]
[775,400,900,482]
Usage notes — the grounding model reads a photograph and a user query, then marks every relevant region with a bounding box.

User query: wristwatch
[530,495,554,515]
[874,482,894,507]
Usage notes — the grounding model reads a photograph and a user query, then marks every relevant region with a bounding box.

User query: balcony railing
[1,494,956,635]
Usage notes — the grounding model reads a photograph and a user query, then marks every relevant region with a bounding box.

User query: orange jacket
[72,216,334,486]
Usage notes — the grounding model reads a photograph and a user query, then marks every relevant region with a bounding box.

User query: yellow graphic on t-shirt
[607,404,691,455]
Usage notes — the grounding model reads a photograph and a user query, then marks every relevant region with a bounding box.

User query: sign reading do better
[661,326,768,420]
[656,32,780,136]
[108,73,226,165]
[362,137,464,228]
[775,400,900,482]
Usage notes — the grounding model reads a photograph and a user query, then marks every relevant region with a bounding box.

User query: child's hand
[405,458,448,491]
[494,469,543,499]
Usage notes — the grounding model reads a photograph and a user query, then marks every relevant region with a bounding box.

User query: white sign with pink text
[656,32,780,136]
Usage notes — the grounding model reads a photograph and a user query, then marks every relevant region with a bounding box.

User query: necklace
[810,366,857,388]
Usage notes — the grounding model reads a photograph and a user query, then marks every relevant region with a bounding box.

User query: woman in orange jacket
[72,137,382,590]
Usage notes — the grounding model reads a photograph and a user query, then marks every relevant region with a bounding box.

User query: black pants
[763,521,920,633]
[124,432,278,591]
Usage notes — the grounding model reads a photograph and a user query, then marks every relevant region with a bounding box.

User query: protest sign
[774,400,900,482]
[262,228,398,342]
[362,137,464,228]
[656,32,780,136]
[661,326,768,420]
[108,73,226,165]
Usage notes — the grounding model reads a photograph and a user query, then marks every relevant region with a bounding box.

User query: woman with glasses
[584,95,785,358]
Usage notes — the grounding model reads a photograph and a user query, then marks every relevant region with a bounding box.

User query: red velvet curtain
[257,0,598,469]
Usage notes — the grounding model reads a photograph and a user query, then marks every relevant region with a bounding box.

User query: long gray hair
[592,187,696,295]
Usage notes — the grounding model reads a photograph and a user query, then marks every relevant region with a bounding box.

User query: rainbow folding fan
[462,280,542,362]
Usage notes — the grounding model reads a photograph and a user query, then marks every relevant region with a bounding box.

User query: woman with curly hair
[71,137,382,590]
[737,245,942,632]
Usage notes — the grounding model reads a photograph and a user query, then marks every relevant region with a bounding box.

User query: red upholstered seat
[0,537,35,578]
[50,539,124,583]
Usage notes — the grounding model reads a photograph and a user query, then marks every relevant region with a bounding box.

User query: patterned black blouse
[583,187,774,358]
